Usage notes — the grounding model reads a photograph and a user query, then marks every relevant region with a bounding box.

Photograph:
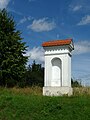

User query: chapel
[42,39,74,96]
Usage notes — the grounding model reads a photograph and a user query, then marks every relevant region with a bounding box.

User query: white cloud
[27,18,56,32]
[77,15,90,25]
[72,5,82,11]
[73,41,90,55]
[18,16,33,25]
[25,47,44,64]
[69,4,82,12]
[0,0,10,9]
[19,17,27,24]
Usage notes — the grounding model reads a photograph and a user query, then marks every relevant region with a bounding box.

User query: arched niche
[51,58,62,87]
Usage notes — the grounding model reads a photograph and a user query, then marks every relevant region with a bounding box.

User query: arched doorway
[51,58,62,86]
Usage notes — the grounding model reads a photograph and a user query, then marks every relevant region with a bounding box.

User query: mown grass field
[0,87,90,120]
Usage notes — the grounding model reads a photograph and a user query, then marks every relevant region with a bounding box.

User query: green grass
[0,87,90,120]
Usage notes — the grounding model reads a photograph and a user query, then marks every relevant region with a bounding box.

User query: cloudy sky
[0,0,90,86]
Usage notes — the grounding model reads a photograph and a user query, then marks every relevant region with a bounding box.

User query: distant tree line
[24,61,44,87]
[71,78,82,87]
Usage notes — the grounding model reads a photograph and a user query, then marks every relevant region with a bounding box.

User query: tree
[71,78,82,87]
[0,9,28,87]
[25,61,44,87]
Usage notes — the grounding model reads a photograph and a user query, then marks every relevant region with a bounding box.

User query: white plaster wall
[44,46,71,56]
[44,46,71,87]
[44,55,52,86]
[62,54,71,87]
[68,55,71,87]
[43,87,73,96]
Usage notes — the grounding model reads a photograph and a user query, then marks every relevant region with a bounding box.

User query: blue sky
[0,0,90,86]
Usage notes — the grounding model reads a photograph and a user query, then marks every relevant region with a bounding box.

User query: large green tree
[0,9,28,87]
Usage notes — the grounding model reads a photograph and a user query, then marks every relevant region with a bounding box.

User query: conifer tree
[0,9,28,87]
[25,61,44,87]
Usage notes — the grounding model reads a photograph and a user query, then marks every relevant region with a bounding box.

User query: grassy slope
[0,87,90,120]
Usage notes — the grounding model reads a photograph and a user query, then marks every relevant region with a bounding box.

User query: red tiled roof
[42,39,72,47]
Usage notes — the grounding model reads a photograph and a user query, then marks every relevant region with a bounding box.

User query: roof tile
[42,39,72,47]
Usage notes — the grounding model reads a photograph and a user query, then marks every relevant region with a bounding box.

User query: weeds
[0,87,90,120]
[73,87,90,96]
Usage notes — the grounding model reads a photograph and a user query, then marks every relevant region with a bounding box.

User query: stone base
[43,86,73,96]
